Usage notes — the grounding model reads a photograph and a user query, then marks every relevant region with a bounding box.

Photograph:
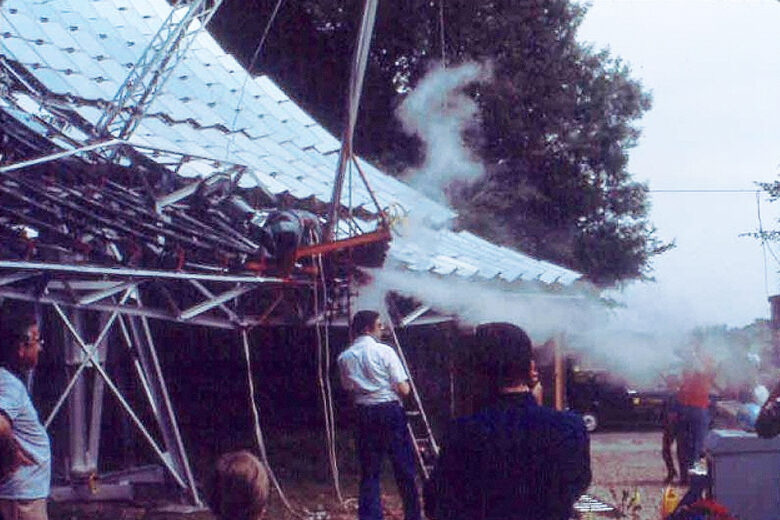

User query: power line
[757,191,770,296]
[649,189,761,193]
[439,0,447,65]
[225,0,287,159]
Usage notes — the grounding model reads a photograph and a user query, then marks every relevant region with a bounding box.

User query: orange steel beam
[295,228,391,260]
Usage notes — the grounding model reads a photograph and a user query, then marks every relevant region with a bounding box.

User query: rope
[311,233,346,504]
[240,327,309,518]
[225,0,287,159]
[439,0,446,66]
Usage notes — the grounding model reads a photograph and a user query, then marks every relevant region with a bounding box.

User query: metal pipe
[325,0,379,240]
[350,156,387,225]
[0,260,289,283]
[79,281,141,306]
[178,285,252,320]
[117,314,159,419]
[44,288,134,429]
[399,305,431,327]
[188,280,240,322]
[135,302,201,505]
[64,311,88,475]
[51,303,187,489]
[87,313,111,470]
[0,272,41,287]
[154,180,202,212]
[0,139,124,174]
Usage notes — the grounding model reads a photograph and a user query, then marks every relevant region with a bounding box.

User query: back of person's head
[210,451,269,520]
[352,310,380,335]
[475,322,533,389]
[0,301,38,367]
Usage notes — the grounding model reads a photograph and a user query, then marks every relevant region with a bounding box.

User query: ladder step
[392,331,438,480]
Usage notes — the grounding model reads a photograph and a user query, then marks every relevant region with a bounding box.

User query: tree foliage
[209,0,671,286]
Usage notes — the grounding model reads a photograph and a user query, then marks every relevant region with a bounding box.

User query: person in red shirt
[675,347,715,484]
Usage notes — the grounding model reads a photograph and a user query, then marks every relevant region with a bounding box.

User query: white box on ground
[705,429,780,520]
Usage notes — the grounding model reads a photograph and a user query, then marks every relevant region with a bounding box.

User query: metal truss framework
[0,123,351,504]
[51,298,197,501]
[0,0,396,505]
[95,0,226,142]
[0,258,337,502]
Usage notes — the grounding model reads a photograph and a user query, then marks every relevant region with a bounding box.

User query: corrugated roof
[0,0,582,287]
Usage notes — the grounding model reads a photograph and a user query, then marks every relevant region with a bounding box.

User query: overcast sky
[577,0,780,329]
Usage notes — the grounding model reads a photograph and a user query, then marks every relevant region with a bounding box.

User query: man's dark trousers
[355,402,420,520]
[676,405,710,477]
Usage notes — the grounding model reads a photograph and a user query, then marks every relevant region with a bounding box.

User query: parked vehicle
[566,369,671,432]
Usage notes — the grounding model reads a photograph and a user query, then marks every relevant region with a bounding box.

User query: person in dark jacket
[424,323,591,520]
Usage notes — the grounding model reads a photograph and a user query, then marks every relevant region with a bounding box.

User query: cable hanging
[312,246,347,506]
[241,327,311,519]
[649,189,762,193]
[439,0,446,66]
[225,0,287,159]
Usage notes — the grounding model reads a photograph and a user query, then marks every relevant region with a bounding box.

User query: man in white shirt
[337,310,420,520]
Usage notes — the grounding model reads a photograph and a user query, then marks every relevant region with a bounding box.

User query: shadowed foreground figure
[0,302,50,520]
[209,451,269,520]
[661,376,681,484]
[424,323,591,520]
[756,380,780,439]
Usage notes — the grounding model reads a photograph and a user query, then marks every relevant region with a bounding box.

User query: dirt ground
[255,429,678,520]
[50,428,678,520]
[589,430,682,520]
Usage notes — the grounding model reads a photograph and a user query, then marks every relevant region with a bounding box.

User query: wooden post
[553,335,565,411]
[769,295,780,362]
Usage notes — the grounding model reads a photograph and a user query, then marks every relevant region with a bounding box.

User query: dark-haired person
[755,380,780,439]
[424,323,591,520]
[0,302,50,520]
[337,310,420,520]
[209,451,269,520]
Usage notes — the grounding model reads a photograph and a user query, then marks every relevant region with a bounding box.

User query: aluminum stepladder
[385,319,439,480]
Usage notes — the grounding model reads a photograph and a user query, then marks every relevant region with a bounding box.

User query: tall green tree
[209,0,671,285]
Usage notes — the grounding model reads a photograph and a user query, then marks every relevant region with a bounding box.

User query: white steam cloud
[356,62,772,392]
[396,61,492,202]
[356,262,607,344]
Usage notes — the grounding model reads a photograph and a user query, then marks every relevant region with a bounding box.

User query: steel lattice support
[95,0,225,142]
[0,260,334,505]
[49,302,191,493]
[126,304,200,505]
